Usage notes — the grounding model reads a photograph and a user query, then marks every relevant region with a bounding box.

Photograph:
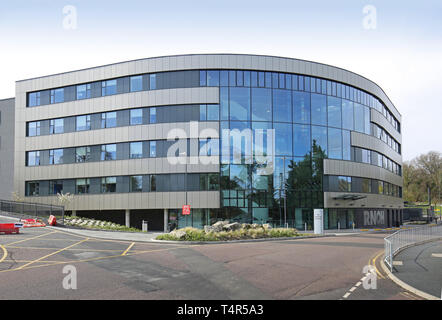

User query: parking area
[0,216,423,300]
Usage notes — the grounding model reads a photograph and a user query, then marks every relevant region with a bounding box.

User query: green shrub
[155,226,302,241]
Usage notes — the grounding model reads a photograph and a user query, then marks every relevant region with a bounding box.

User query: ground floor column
[164,208,168,232]
[125,209,130,228]
[72,210,77,217]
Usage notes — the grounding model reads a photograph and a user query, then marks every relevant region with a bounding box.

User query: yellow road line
[6,245,137,253]
[370,250,385,280]
[3,230,59,247]
[0,245,7,263]
[121,242,135,256]
[0,244,197,273]
[16,238,90,270]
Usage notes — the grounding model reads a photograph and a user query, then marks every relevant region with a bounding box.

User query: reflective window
[251,88,272,121]
[327,97,342,128]
[220,71,229,86]
[274,123,292,156]
[130,142,143,159]
[76,178,90,194]
[207,104,219,121]
[149,74,156,90]
[207,70,220,86]
[27,182,39,196]
[328,128,342,159]
[130,108,143,125]
[27,151,40,166]
[50,149,63,165]
[293,124,311,157]
[293,92,311,124]
[28,92,40,107]
[338,176,351,192]
[76,147,91,163]
[342,100,354,130]
[200,71,206,86]
[149,141,156,157]
[102,177,116,193]
[101,79,117,96]
[311,94,327,126]
[130,76,143,92]
[149,107,156,123]
[200,104,206,121]
[50,88,64,104]
[49,181,63,195]
[311,125,327,156]
[364,105,371,134]
[130,176,143,192]
[354,103,365,133]
[229,87,250,121]
[50,119,64,134]
[28,121,41,136]
[342,130,351,161]
[102,112,117,128]
[273,89,292,123]
[77,84,91,100]
[76,115,91,131]
[101,144,116,161]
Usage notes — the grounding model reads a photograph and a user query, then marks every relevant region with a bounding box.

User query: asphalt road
[393,240,442,298]
[0,218,422,300]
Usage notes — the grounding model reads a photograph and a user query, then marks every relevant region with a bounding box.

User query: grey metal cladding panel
[91,82,102,98]
[67,86,77,102]
[371,109,401,143]
[64,116,76,133]
[39,181,49,196]
[40,150,50,166]
[117,77,130,94]
[63,148,76,164]
[351,132,402,164]
[142,175,150,192]
[91,113,102,130]
[117,109,130,127]
[40,120,50,136]
[40,90,50,105]
[63,179,76,194]
[117,142,129,160]
[90,178,101,194]
[324,159,403,187]
[116,176,129,193]
[142,108,149,125]
[142,141,150,158]
[90,145,102,162]
[20,54,399,119]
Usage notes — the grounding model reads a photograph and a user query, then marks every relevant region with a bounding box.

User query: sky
[0,0,441,161]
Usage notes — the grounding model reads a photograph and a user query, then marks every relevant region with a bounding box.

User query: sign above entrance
[182,205,191,215]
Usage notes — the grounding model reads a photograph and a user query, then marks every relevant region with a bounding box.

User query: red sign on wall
[182,205,191,215]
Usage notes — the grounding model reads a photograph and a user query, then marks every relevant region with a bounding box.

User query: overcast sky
[0,0,441,161]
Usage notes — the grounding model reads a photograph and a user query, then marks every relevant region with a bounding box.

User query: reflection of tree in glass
[286,140,327,208]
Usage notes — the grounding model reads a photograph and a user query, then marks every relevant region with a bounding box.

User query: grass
[156,226,304,241]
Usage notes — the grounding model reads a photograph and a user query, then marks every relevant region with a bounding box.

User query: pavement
[390,240,442,299]
[0,214,424,300]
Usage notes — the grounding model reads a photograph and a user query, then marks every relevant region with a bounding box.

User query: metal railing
[0,199,64,225]
[384,222,442,272]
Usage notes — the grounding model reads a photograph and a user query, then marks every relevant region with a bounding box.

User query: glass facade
[24,66,402,230]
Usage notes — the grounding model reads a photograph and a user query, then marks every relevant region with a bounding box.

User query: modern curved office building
[13,54,403,231]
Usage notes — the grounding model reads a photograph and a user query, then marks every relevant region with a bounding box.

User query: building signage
[314,209,324,234]
[182,205,191,215]
[363,210,385,226]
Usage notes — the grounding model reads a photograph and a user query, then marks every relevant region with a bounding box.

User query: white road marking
[431,253,442,258]
[393,261,403,266]
[343,292,351,299]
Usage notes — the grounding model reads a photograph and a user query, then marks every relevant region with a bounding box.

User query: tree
[403,151,442,205]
